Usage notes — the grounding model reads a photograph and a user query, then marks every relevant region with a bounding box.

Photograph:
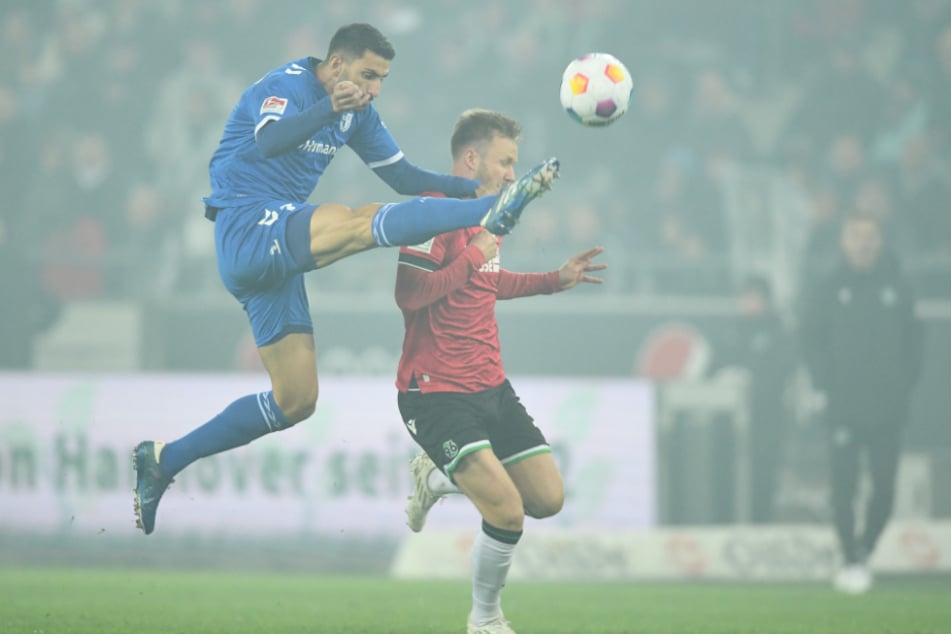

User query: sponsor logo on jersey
[260,96,288,115]
[299,139,337,155]
[478,255,501,273]
[340,111,353,132]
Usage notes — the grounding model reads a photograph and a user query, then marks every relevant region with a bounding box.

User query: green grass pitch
[2,568,949,633]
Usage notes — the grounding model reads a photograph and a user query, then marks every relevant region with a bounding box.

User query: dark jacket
[716,312,796,428]
[799,252,924,426]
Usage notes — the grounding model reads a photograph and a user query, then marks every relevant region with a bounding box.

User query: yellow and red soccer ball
[559,53,633,127]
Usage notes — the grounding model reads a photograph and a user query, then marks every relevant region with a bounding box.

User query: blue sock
[370,196,496,246]
[159,392,289,477]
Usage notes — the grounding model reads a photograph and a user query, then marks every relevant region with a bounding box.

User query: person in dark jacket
[715,275,796,523]
[800,212,924,594]
[0,233,62,368]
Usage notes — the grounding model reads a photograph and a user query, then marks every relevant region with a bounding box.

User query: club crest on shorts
[442,439,459,460]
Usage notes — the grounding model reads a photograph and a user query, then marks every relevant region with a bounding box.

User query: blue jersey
[203,57,401,213]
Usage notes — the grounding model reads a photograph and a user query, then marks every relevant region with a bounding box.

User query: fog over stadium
[1,1,950,633]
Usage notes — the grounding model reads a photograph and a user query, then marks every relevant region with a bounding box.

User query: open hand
[558,246,607,290]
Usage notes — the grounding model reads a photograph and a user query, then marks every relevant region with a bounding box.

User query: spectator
[0,231,61,368]
[0,1,948,301]
[713,275,797,523]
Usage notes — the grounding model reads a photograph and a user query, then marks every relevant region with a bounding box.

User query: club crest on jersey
[260,96,288,115]
[443,440,459,460]
[340,112,353,132]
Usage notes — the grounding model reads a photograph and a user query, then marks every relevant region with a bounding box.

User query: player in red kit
[393,109,606,634]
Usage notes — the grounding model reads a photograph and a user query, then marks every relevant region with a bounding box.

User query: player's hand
[558,246,606,290]
[331,80,371,112]
[469,230,499,261]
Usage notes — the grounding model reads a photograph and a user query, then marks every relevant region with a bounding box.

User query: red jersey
[395,224,561,394]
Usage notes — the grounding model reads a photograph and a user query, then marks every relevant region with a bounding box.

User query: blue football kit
[132,57,558,535]
[133,55,554,535]
[203,57,476,346]
[204,58,403,212]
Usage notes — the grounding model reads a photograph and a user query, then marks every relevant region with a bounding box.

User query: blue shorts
[213,200,317,346]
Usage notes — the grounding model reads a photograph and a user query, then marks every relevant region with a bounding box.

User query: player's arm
[375,156,479,198]
[900,277,925,390]
[255,98,336,157]
[395,232,496,311]
[254,78,367,158]
[496,270,562,300]
[395,247,485,311]
[349,108,478,197]
[497,245,606,299]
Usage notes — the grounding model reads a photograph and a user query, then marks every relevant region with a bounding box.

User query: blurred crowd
[1,0,950,308]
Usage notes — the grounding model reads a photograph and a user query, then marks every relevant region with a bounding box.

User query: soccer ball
[559,53,633,127]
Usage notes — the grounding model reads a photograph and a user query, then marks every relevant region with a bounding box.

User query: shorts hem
[258,324,314,347]
[444,441,492,481]
[500,445,551,466]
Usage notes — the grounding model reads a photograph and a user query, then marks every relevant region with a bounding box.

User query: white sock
[427,468,459,495]
[469,522,521,626]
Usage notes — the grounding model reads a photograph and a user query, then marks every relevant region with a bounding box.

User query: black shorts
[397,379,550,481]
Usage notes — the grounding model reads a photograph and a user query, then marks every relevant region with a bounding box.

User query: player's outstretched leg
[480,157,559,235]
[368,157,559,249]
[406,451,444,532]
[132,441,174,535]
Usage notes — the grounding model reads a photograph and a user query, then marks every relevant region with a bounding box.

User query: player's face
[841,218,882,270]
[474,134,518,195]
[338,51,390,100]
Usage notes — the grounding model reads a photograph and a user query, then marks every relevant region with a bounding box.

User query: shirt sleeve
[246,71,306,140]
[373,157,480,197]
[900,277,925,390]
[347,105,402,169]
[395,246,486,311]
[496,270,562,300]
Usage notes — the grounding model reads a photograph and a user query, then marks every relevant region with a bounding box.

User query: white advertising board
[392,521,951,581]
[0,374,655,537]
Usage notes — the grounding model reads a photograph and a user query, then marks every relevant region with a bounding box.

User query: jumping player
[132,24,559,535]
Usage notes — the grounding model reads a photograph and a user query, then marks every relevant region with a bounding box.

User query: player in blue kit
[132,23,559,535]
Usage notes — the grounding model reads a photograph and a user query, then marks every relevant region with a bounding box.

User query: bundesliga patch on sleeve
[260,96,288,115]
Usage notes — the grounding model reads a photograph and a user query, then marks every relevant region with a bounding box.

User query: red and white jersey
[395,224,560,394]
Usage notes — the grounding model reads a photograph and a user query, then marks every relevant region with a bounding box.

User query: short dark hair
[327,23,395,61]
[450,109,522,159]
